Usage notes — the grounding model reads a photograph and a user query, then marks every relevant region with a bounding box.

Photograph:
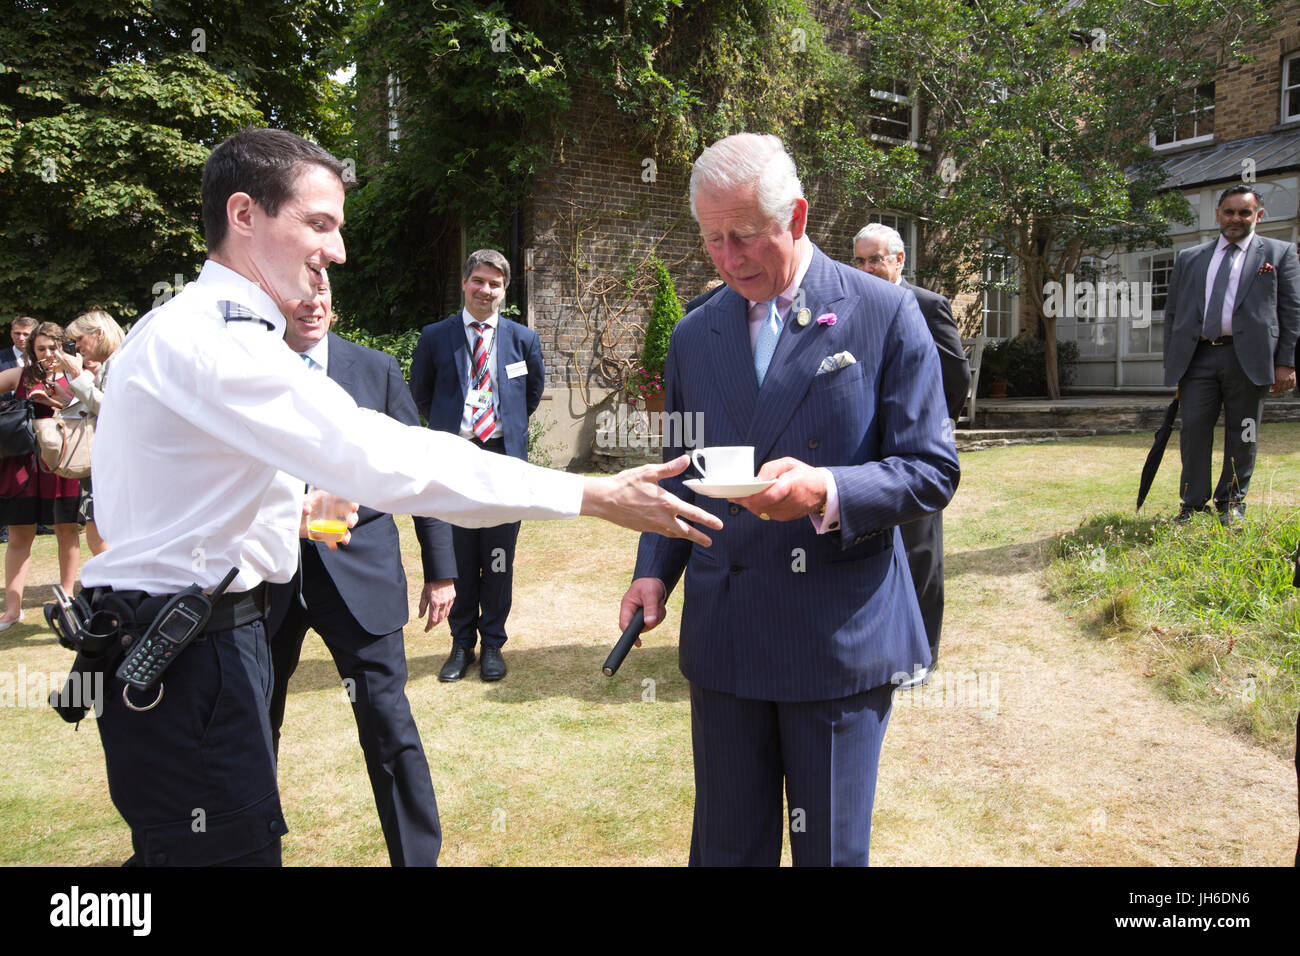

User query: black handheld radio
[114,567,240,692]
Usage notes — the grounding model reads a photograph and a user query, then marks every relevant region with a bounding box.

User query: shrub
[639,258,683,375]
[332,320,422,381]
[977,335,1079,397]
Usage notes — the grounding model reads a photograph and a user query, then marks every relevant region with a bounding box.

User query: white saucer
[684,477,775,498]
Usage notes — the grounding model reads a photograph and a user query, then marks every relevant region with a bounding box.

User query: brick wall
[521,4,970,464]
[1211,2,1300,142]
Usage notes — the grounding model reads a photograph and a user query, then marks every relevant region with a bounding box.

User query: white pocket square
[816,351,857,375]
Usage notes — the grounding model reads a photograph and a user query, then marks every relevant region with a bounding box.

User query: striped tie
[470,321,497,441]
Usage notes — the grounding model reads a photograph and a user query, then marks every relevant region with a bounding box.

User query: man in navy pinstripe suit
[620,134,959,866]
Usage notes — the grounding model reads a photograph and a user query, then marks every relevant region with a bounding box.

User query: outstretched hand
[581,455,722,546]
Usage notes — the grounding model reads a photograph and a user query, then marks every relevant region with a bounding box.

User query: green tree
[830,0,1267,397]
[333,0,856,332]
[0,0,349,323]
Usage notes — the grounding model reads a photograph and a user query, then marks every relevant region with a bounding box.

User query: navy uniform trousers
[96,613,286,866]
[268,543,441,866]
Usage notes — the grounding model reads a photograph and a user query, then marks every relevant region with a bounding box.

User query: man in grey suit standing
[1163,185,1300,524]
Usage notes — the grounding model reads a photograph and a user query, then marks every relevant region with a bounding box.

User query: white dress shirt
[1204,234,1252,336]
[82,260,582,594]
[300,332,329,373]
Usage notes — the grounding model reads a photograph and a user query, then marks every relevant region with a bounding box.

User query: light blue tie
[301,352,315,370]
[754,298,782,386]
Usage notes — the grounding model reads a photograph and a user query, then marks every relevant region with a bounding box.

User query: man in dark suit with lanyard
[410,249,545,682]
[1163,184,1300,524]
[268,284,457,866]
[853,223,970,687]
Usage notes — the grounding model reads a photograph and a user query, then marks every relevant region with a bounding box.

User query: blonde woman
[52,309,125,555]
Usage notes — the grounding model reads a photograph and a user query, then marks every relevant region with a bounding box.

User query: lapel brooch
[795,308,811,327]
[816,312,837,326]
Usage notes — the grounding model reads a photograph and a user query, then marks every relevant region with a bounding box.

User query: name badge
[466,388,492,409]
[506,360,528,379]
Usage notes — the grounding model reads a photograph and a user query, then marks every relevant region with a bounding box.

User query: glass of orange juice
[306,487,351,544]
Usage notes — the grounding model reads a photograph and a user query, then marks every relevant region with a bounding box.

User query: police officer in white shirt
[80,128,720,867]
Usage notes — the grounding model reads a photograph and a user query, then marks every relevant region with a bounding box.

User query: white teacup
[690,446,756,482]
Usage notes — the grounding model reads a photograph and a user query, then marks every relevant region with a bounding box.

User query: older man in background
[852,223,970,686]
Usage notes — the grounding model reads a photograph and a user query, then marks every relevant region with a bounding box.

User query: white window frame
[867,80,918,145]
[387,73,403,146]
[1151,82,1215,150]
[1283,53,1300,123]
[1125,251,1173,357]
[981,249,1019,340]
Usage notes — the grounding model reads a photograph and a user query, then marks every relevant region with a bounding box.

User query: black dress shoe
[1175,504,1211,523]
[1217,501,1246,528]
[438,646,476,682]
[480,646,507,682]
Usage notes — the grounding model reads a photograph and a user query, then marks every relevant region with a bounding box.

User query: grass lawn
[2,423,1298,865]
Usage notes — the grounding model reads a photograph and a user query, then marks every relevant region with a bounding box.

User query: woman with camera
[52,310,125,555]
[0,321,84,629]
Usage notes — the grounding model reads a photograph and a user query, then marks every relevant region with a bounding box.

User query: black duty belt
[93,582,270,632]
[205,583,271,630]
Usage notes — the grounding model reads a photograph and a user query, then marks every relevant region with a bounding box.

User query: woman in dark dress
[0,321,83,629]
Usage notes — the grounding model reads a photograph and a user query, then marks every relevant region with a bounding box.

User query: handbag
[35,413,94,479]
[0,398,36,459]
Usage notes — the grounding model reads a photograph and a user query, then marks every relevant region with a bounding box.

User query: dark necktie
[1204,244,1238,340]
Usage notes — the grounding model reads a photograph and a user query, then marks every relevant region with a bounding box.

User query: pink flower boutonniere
[816,312,837,326]
[1259,262,1276,276]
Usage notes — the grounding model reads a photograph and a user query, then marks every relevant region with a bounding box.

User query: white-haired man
[621,134,959,865]
[852,223,970,685]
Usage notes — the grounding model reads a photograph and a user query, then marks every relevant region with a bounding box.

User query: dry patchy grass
[3,425,1299,864]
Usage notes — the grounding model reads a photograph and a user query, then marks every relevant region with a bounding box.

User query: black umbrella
[1136,395,1180,512]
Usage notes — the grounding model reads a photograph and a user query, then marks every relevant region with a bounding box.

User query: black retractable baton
[602,607,645,677]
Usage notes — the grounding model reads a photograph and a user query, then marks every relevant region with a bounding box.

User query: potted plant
[981,339,1010,399]
[630,257,683,417]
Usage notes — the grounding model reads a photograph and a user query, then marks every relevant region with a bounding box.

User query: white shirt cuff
[808,467,841,534]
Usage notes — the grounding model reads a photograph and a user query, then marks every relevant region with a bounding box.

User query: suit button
[808,439,819,449]
[728,505,741,515]
[854,536,865,545]
[730,565,742,574]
